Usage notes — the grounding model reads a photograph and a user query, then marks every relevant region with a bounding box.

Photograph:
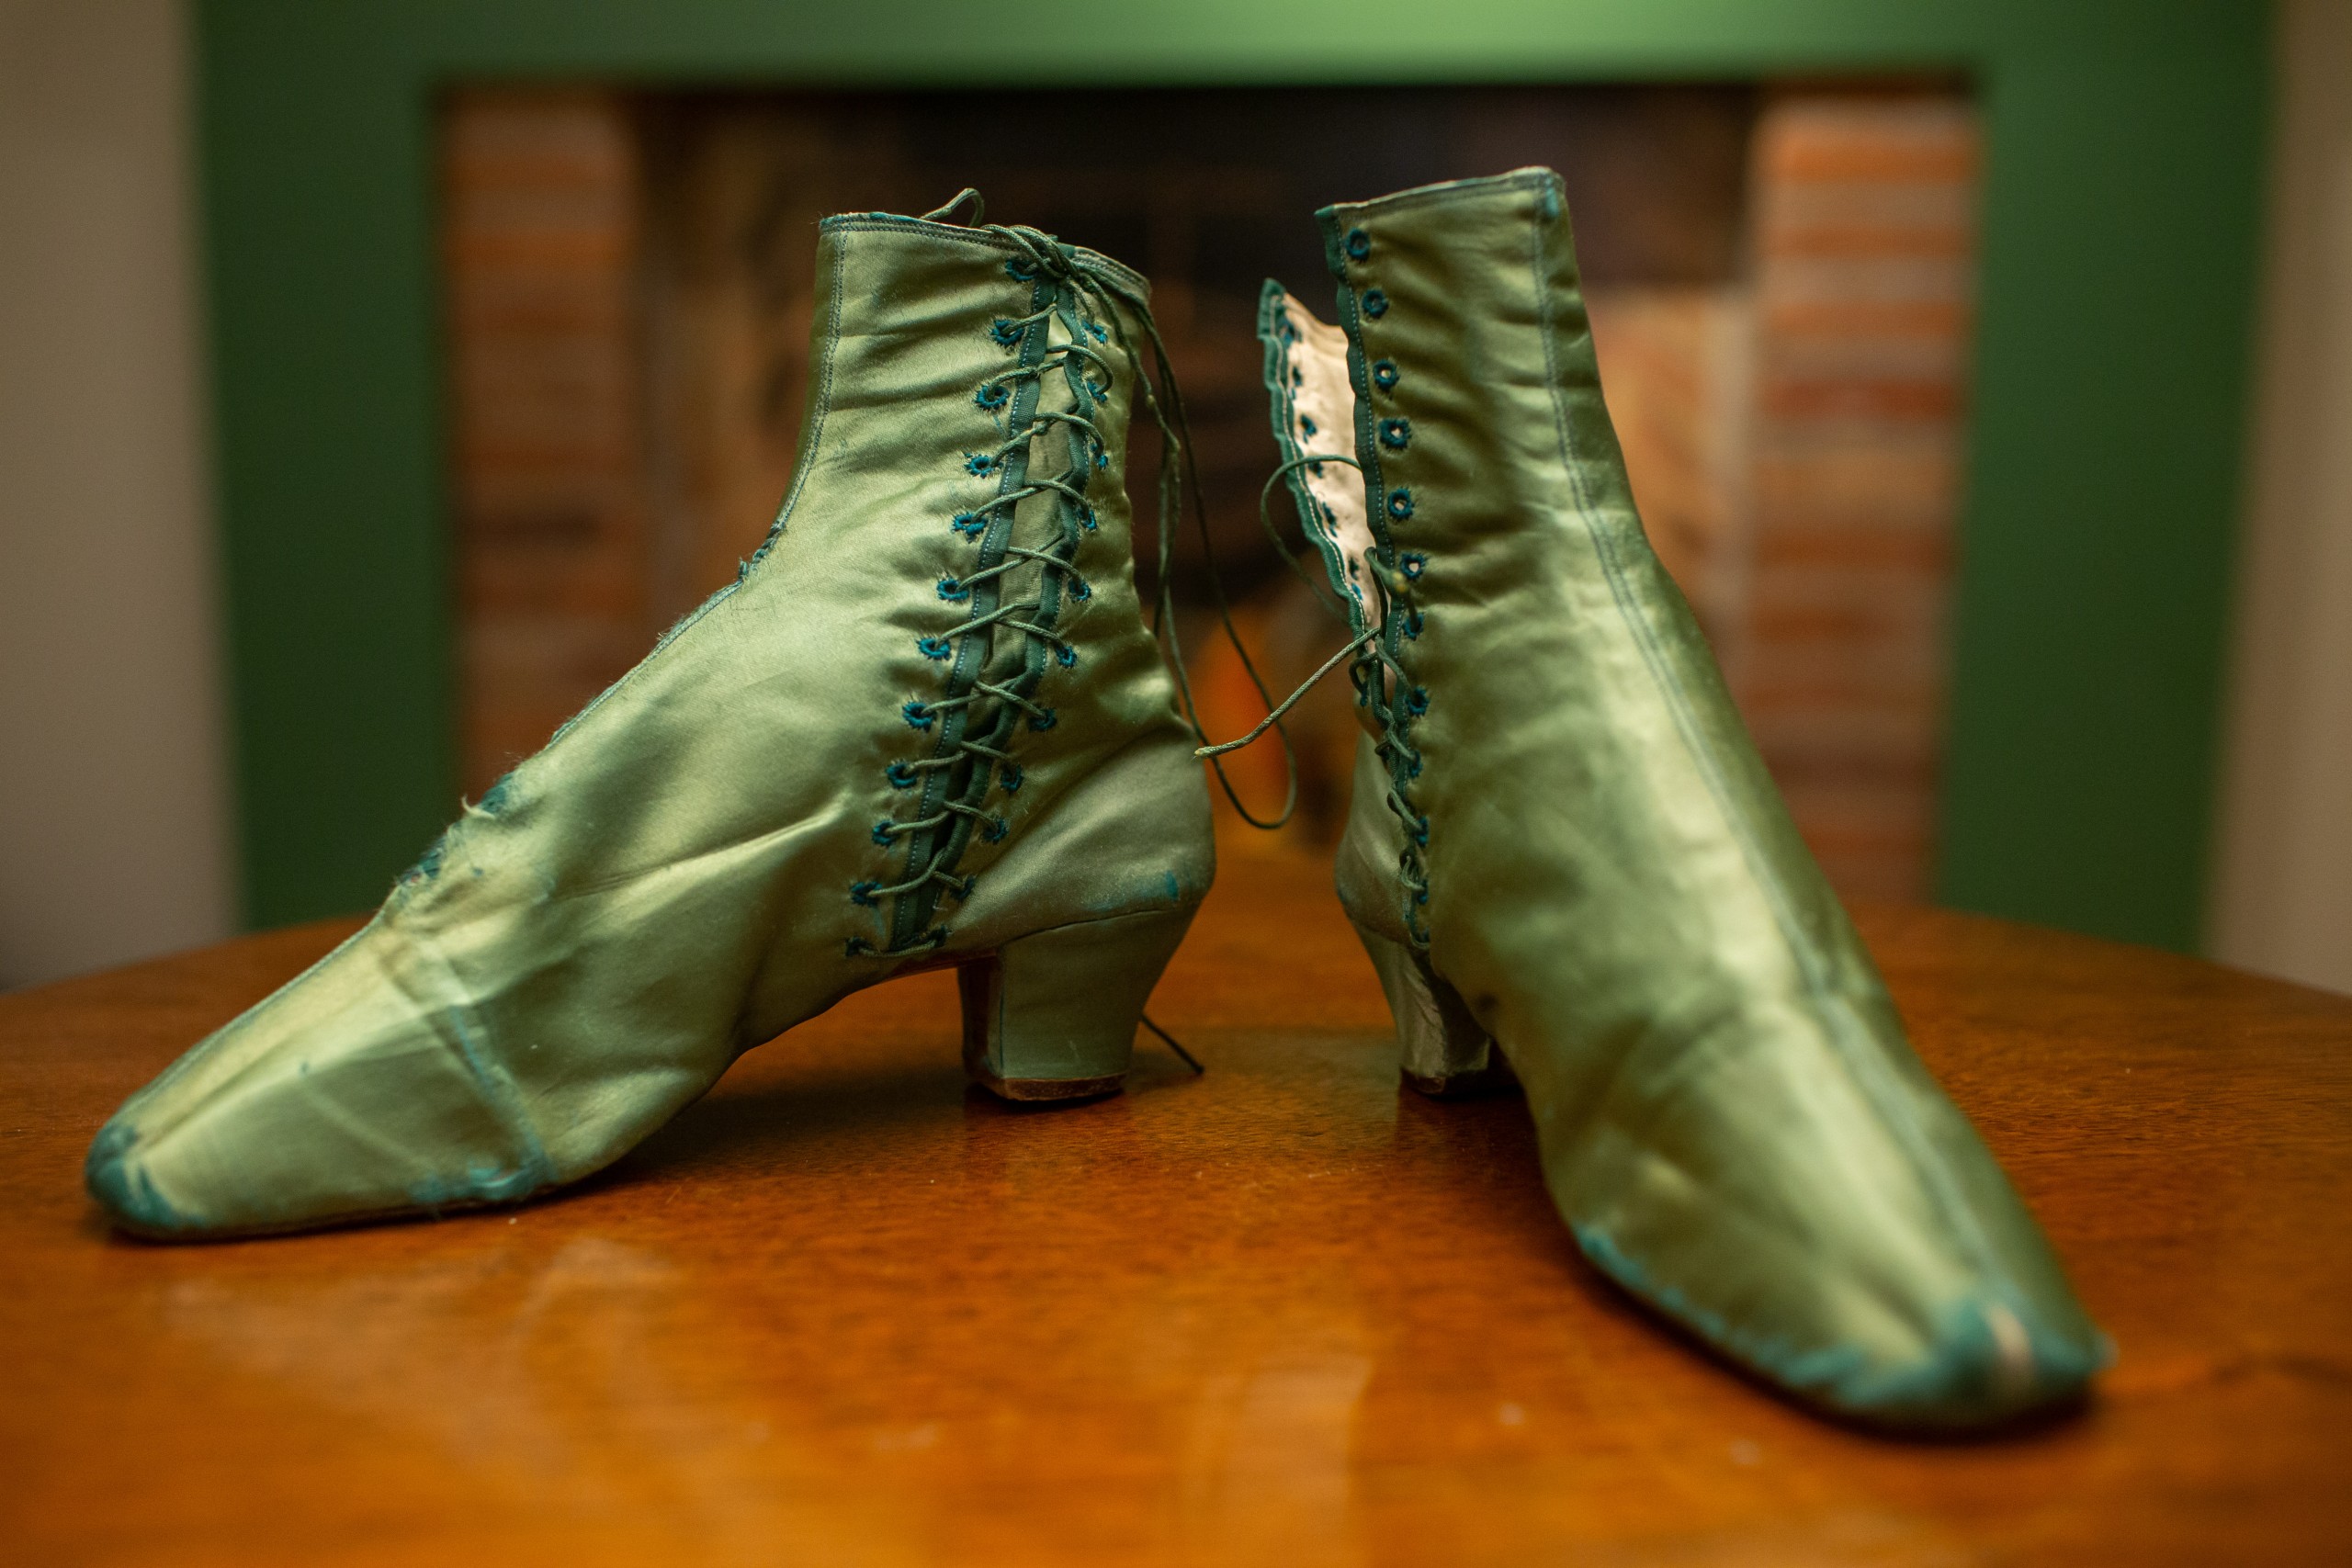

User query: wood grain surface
[3,847,2347,1565]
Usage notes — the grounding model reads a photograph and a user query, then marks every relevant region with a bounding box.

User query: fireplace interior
[442,81,1976,900]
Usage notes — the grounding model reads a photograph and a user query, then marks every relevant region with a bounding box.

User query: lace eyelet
[1344,227,1371,261]
[1373,360,1400,393]
[1386,490,1415,521]
[1363,288,1389,319]
[1379,417,1411,451]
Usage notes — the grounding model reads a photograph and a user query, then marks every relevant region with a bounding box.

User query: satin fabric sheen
[1273,169,2104,1429]
[86,214,1212,1237]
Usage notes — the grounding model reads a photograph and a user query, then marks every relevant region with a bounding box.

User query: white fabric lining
[1274,290,1384,634]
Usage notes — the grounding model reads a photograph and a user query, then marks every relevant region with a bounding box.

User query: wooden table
[4,847,2347,1565]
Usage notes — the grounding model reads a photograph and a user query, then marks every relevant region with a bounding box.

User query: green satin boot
[1256,169,2106,1430]
[87,205,1213,1238]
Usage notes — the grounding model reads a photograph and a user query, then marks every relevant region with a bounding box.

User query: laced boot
[87,202,1214,1239]
[1253,169,2105,1429]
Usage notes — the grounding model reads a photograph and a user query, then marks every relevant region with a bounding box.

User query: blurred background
[2,0,2346,994]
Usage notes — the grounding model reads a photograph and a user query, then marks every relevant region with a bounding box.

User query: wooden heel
[1352,924,1520,1098]
[960,904,1197,1102]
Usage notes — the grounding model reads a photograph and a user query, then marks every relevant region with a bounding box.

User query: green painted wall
[196,0,2270,949]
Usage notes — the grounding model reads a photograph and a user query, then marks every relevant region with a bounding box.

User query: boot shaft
[1273,167,1872,1008]
[1317,168,1639,596]
[780,214,1176,950]
[406,212,1196,961]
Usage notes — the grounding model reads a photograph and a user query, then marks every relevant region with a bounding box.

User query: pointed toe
[85,1117,194,1238]
[1838,1296,2110,1431]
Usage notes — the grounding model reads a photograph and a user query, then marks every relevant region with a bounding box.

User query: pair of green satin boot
[87,177,2105,1432]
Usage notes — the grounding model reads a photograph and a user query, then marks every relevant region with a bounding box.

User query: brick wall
[442,90,649,800]
[1736,92,1977,901]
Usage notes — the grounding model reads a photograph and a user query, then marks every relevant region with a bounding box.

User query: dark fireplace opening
[443,79,1975,896]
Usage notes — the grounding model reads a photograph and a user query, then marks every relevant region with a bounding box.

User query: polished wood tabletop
[4,846,2348,1565]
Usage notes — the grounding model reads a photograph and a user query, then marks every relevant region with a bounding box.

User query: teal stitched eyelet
[1404,608,1425,639]
[917,636,953,660]
[1086,321,1109,344]
[886,761,918,789]
[849,880,880,908]
[1300,414,1317,437]
[1372,359,1400,393]
[975,382,1009,412]
[964,452,998,478]
[871,820,896,846]
[1407,686,1430,716]
[989,318,1023,348]
[1056,645,1078,668]
[1344,227,1371,261]
[936,575,968,602]
[1000,762,1024,794]
[981,816,1009,843]
[1379,417,1411,451]
[1386,489,1415,521]
[1363,288,1389,319]
[1004,257,1038,283]
[1069,575,1091,601]
[902,700,933,730]
[1029,707,1057,732]
[1399,550,1426,579]
[951,511,985,536]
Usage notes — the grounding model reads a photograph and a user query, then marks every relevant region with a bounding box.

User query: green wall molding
[197,0,2269,949]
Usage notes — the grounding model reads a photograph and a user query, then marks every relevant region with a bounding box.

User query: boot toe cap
[1827,1294,2110,1430]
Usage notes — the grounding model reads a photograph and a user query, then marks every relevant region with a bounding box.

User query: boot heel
[1352,924,1520,1098]
[960,904,1198,1102]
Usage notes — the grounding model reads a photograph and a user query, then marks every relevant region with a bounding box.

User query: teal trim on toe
[1576,1223,2109,1429]
[85,1120,194,1237]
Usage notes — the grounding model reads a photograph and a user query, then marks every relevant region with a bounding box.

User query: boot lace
[853,193,1297,958]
